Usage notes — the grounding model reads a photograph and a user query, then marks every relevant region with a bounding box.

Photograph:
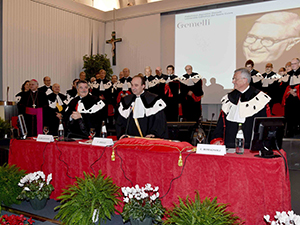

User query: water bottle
[58,119,64,141]
[235,123,244,154]
[101,121,107,138]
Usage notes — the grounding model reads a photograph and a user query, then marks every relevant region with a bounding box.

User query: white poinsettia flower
[136,195,141,200]
[92,209,99,223]
[39,182,44,190]
[154,186,159,192]
[270,221,276,225]
[135,184,140,190]
[156,192,159,198]
[150,194,157,201]
[123,197,129,203]
[126,187,131,194]
[47,173,52,185]
[140,192,148,199]
[293,215,300,224]
[264,215,270,222]
[129,194,133,199]
[145,183,152,191]
[24,187,31,191]
[121,187,126,193]
[18,182,24,187]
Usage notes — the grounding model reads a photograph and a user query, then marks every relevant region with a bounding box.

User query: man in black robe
[66,79,79,104]
[116,75,168,139]
[115,68,133,104]
[18,79,49,137]
[179,65,203,121]
[38,76,53,96]
[261,63,281,110]
[64,80,105,138]
[144,66,159,95]
[282,58,300,137]
[211,68,270,148]
[245,59,263,91]
[47,83,68,135]
[158,65,179,121]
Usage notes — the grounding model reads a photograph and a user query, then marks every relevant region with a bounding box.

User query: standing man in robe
[282,58,300,137]
[158,65,179,121]
[211,68,270,148]
[245,59,263,90]
[38,76,53,96]
[116,75,168,139]
[115,68,132,104]
[179,65,203,121]
[18,79,49,137]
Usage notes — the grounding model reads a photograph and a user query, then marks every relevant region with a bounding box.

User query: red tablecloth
[8,138,291,224]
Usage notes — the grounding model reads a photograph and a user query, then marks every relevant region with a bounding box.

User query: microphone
[206,113,215,143]
[7,86,9,102]
[66,131,89,140]
[124,106,133,136]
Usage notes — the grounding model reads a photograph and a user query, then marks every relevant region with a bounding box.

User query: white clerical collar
[136,91,144,98]
[240,85,250,94]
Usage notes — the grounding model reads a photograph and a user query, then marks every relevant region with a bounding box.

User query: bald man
[47,83,68,135]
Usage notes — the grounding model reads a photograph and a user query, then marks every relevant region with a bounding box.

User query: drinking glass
[89,128,96,139]
[43,126,49,135]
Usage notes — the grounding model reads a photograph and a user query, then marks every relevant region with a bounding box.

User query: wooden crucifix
[106,31,122,66]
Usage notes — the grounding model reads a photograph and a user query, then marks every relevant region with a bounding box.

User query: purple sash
[25,107,43,135]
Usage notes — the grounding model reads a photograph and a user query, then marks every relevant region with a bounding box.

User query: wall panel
[2,0,105,100]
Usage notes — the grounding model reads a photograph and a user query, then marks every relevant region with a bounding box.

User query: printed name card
[92,137,114,146]
[37,134,54,143]
[196,144,226,156]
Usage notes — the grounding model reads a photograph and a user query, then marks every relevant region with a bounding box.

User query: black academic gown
[66,88,77,102]
[116,91,168,139]
[47,93,68,135]
[64,94,105,138]
[158,75,179,121]
[284,68,300,137]
[116,77,132,97]
[250,69,263,90]
[145,75,159,95]
[180,73,203,121]
[212,87,269,148]
[18,90,49,137]
[39,85,53,95]
[261,71,280,109]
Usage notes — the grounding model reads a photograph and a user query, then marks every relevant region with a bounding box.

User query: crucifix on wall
[106,9,122,66]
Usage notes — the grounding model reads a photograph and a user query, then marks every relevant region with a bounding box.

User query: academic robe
[66,88,78,104]
[64,94,105,138]
[261,71,281,110]
[116,91,168,139]
[38,85,53,96]
[212,87,270,148]
[250,69,263,90]
[179,72,203,121]
[144,75,159,95]
[91,78,113,120]
[158,75,180,121]
[115,77,133,104]
[18,90,49,137]
[47,93,68,135]
[282,67,300,137]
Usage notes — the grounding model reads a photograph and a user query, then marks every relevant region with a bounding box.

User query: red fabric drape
[9,139,291,224]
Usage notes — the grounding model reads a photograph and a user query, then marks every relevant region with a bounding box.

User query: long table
[8,138,291,224]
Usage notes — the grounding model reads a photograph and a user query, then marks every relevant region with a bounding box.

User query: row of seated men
[246,58,300,137]
[15,64,203,139]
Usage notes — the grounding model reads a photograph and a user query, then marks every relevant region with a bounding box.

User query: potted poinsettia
[17,171,54,210]
[0,214,34,224]
[121,183,165,225]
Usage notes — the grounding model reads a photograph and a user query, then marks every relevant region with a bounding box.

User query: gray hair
[234,68,251,84]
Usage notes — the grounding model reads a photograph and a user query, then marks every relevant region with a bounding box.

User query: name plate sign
[92,137,114,146]
[196,144,226,156]
[37,134,54,143]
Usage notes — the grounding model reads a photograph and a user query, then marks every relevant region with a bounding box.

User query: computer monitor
[18,114,28,139]
[250,117,285,158]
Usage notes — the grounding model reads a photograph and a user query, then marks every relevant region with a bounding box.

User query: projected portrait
[237,9,300,72]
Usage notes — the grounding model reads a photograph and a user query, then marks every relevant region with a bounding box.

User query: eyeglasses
[245,34,292,47]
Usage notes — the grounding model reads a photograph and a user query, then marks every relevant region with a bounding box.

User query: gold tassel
[178,153,183,167]
[111,149,115,161]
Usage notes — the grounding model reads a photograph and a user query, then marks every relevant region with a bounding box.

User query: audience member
[79,71,86,81]
[245,59,263,90]
[15,80,30,103]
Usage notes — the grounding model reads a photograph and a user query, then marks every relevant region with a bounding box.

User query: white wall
[105,14,161,76]
[2,0,105,100]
